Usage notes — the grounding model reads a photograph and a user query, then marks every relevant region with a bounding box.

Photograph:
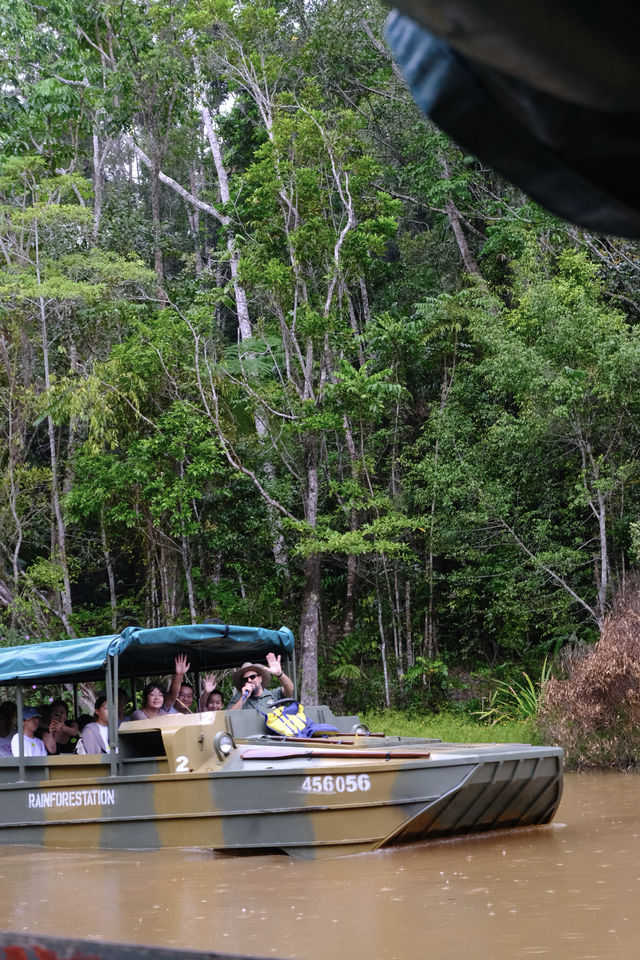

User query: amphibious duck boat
[0,623,563,859]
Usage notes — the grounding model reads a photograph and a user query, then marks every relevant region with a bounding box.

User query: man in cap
[229,652,293,711]
[11,707,48,757]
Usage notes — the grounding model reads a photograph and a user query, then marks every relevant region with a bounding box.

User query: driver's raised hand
[266,652,282,675]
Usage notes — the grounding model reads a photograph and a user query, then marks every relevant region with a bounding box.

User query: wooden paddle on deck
[240,747,431,761]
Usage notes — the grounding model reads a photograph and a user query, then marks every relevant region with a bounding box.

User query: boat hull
[0,738,563,859]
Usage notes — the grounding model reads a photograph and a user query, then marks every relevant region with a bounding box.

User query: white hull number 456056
[301,773,371,794]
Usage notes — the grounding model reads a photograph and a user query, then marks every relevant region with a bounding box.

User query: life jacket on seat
[262,701,338,738]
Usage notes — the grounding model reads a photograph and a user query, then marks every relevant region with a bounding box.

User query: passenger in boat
[118,688,131,723]
[46,699,80,754]
[130,653,190,720]
[36,703,51,744]
[77,695,110,754]
[206,689,224,711]
[174,681,196,714]
[34,706,60,755]
[0,701,16,756]
[199,674,224,712]
[11,706,47,757]
[229,653,293,711]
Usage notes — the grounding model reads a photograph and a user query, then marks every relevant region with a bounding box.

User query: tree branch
[125,137,228,225]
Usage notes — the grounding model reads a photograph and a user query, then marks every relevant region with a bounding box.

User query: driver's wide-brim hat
[232,661,272,690]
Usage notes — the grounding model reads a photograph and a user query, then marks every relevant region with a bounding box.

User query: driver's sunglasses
[243,673,259,681]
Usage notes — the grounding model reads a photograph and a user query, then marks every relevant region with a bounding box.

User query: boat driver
[229,653,293,711]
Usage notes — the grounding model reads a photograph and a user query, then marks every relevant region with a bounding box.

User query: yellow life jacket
[263,701,338,738]
[265,702,308,737]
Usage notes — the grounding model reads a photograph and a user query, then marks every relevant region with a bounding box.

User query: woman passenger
[78,695,109,754]
[131,682,167,720]
[130,654,191,720]
[47,699,80,754]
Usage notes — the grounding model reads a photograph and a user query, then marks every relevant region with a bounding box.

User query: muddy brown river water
[0,771,638,959]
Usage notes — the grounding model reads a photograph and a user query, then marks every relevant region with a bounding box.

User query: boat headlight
[351,723,370,736]
[214,731,236,759]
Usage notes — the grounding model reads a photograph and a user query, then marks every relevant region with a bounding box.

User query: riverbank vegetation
[2,0,640,743]
[363,709,542,746]
[539,580,640,769]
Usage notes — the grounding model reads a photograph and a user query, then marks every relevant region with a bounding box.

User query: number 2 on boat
[301,774,371,794]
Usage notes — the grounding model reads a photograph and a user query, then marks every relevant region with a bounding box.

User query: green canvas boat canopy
[0,624,295,686]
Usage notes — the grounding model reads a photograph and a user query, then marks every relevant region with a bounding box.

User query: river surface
[0,771,638,959]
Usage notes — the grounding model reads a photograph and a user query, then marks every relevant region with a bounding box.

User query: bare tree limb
[125,137,228,225]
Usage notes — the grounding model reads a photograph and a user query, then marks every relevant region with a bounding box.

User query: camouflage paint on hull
[0,710,563,859]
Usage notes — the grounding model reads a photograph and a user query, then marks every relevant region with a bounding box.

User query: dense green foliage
[2,0,640,710]
[362,709,543,746]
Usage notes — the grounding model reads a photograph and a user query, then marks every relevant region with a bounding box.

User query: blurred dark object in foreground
[386,1,640,237]
[0,930,268,960]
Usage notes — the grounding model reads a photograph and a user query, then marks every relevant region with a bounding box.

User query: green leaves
[476,659,552,725]
[2,0,640,713]
[326,359,404,419]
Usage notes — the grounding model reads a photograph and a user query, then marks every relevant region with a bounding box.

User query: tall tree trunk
[45,414,73,632]
[300,553,321,702]
[1,335,23,617]
[7,401,22,625]
[299,440,321,702]
[201,102,251,340]
[405,579,414,668]
[35,225,74,636]
[440,156,479,275]
[100,509,118,632]
[382,556,402,677]
[201,98,290,577]
[147,553,160,628]
[376,578,391,708]
[342,416,360,638]
[445,198,479,275]
[188,163,204,278]
[579,438,610,623]
[91,132,113,241]
[343,546,357,638]
[150,145,166,301]
[180,468,197,624]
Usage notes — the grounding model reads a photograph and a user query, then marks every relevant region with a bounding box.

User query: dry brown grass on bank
[539,581,640,768]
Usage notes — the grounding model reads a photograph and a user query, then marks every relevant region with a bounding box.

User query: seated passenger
[174,681,196,715]
[228,653,293,711]
[11,707,47,757]
[0,701,16,756]
[199,674,224,712]
[46,699,80,754]
[76,713,93,732]
[118,688,131,723]
[204,689,224,711]
[36,704,51,745]
[78,695,109,754]
[130,654,190,720]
